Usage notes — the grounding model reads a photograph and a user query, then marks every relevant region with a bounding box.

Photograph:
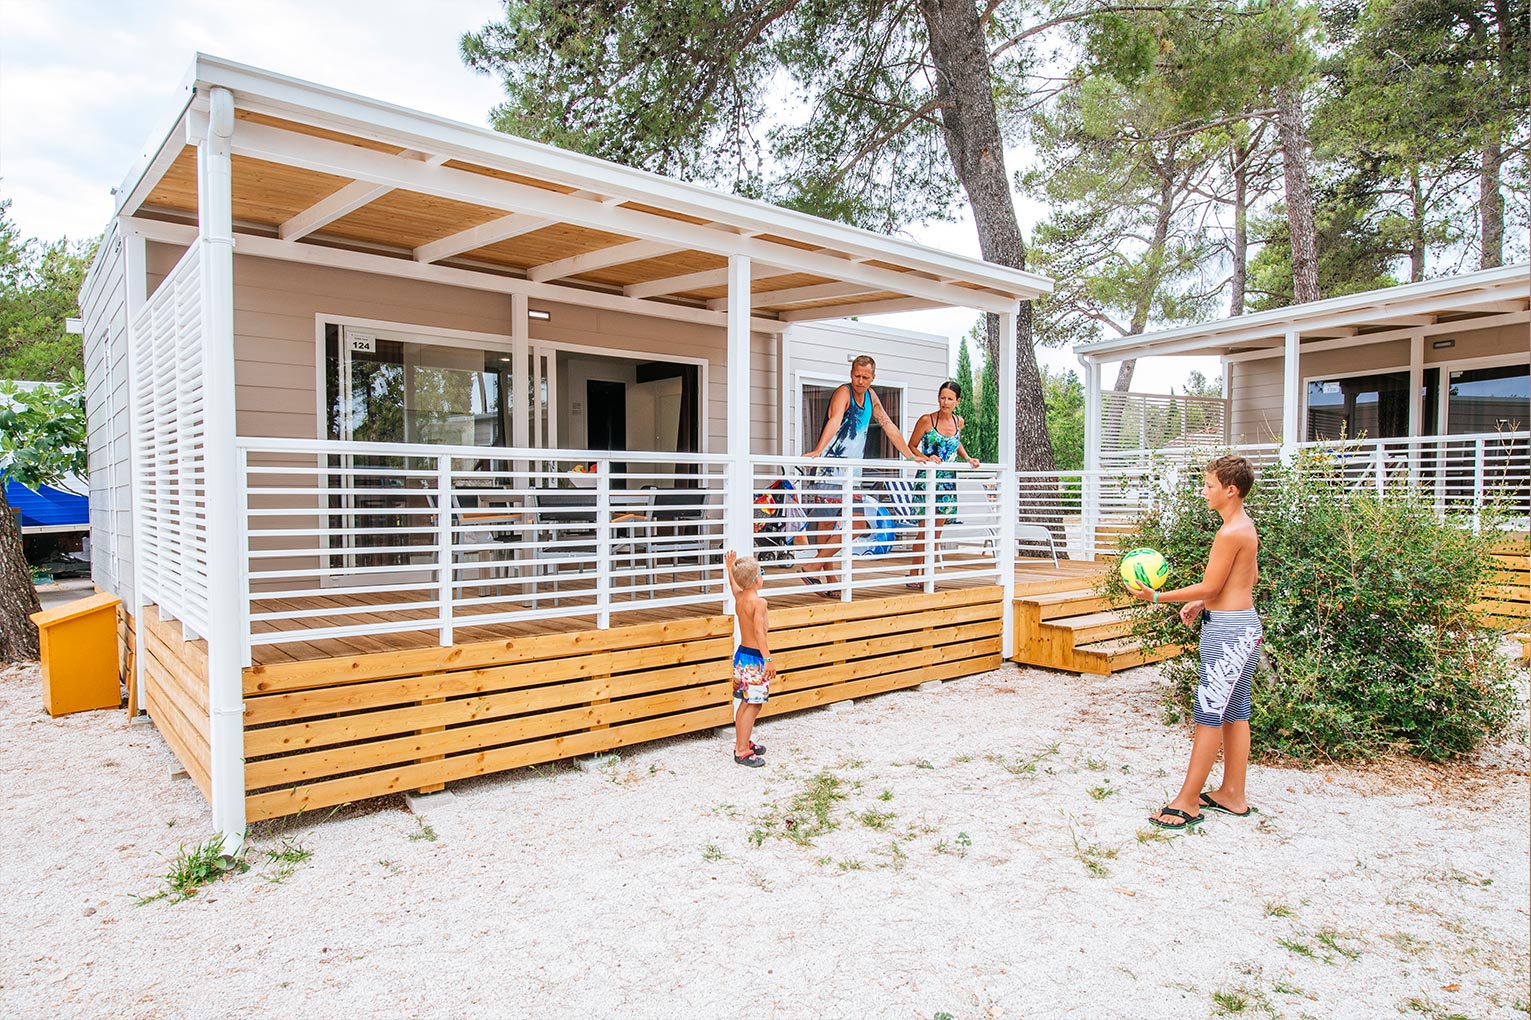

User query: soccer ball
[1119,548,1169,590]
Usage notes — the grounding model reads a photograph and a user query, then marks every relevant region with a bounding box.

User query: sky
[0,0,1217,393]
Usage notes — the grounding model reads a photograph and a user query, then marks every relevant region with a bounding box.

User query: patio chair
[976,481,1060,567]
[644,490,718,591]
[529,490,599,604]
[880,477,952,570]
[451,492,525,592]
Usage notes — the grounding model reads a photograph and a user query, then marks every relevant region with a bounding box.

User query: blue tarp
[4,479,88,529]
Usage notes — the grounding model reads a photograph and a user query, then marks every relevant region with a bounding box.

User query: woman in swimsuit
[904,380,980,589]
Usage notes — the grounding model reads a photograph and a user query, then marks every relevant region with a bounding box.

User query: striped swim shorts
[1194,608,1262,727]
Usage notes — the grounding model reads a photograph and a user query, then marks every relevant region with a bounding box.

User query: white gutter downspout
[997,307,1018,659]
[196,86,247,850]
[724,255,753,616]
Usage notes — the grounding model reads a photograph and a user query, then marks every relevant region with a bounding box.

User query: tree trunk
[921,0,1053,471]
[0,487,42,662]
[1111,159,1179,394]
[1409,166,1426,282]
[1230,142,1249,316]
[1479,138,1504,269]
[1275,80,1320,304]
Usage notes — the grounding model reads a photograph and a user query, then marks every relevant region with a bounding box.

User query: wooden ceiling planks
[459,222,641,270]
[757,290,905,312]
[321,188,511,250]
[572,249,727,287]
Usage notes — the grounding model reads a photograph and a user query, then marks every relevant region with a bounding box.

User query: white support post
[777,326,793,456]
[839,468,854,602]
[724,255,752,615]
[1407,332,1424,485]
[596,465,612,628]
[1281,330,1301,458]
[1472,438,1486,533]
[921,461,937,592]
[511,293,530,451]
[435,454,454,647]
[123,228,149,714]
[998,308,1018,659]
[198,87,246,850]
[1080,354,1101,559]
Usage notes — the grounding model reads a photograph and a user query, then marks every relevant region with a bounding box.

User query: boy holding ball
[1128,455,1262,830]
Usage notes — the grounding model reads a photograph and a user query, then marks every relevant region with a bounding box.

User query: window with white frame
[800,380,904,458]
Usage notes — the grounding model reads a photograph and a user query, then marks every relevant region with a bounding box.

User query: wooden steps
[1011,577,1181,675]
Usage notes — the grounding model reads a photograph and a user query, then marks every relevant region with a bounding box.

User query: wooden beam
[527,239,686,283]
[413,212,554,263]
[708,281,880,312]
[279,180,393,241]
[779,296,948,322]
[624,264,794,300]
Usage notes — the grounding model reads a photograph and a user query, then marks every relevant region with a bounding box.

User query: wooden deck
[245,554,1098,668]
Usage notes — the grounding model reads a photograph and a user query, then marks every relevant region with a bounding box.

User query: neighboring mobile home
[79,56,1051,844]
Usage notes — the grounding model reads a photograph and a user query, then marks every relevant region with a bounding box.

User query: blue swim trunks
[1194,608,1262,727]
[733,645,770,705]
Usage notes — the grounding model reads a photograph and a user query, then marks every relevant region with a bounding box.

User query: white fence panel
[131,245,210,637]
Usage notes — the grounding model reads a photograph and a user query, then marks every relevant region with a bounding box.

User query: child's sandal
[733,752,765,768]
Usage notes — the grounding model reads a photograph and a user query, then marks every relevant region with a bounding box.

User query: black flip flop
[1148,806,1203,830]
[1199,792,1254,817]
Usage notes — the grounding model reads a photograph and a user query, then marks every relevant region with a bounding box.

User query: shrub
[1108,448,1520,763]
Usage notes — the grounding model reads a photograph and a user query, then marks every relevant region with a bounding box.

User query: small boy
[725,550,776,767]
[1128,455,1262,830]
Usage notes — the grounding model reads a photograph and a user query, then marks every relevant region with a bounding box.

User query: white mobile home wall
[79,223,136,609]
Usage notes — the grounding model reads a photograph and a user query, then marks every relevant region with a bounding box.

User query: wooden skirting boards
[1477,532,1530,630]
[140,605,212,799]
[240,587,1005,822]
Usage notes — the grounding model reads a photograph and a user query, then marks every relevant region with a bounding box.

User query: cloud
[0,0,506,240]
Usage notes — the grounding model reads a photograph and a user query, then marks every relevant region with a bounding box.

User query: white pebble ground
[1,659,1526,1020]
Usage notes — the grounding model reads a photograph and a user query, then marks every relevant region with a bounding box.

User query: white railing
[237,437,730,661]
[1100,391,1228,459]
[748,455,1004,599]
[1059,431,1529,556]
[131,243,211,638]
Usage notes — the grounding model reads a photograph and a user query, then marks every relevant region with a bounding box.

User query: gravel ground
[1,657,1526,1020]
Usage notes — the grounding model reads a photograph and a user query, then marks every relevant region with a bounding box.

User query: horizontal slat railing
[748,455,1004,599]
[236,437,731,663]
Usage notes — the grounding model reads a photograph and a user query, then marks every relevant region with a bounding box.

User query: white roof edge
[140,54,1050,302]
[1073,264,1531,359]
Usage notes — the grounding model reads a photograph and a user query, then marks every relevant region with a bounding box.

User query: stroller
[752,474,805,563]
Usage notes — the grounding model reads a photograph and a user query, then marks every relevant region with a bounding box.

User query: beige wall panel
[1424,321,1529,364]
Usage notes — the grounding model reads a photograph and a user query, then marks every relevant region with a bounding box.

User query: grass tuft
[133,835,249,905]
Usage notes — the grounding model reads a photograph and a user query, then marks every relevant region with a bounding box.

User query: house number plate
[350,335,376,353]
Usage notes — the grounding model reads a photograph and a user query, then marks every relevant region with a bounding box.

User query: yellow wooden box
[30,591,122,717]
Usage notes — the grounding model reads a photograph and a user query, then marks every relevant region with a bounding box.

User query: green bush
[1108,449,1520,763]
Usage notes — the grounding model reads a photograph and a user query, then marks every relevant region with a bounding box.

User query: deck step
[1022,587,1131,621]
[1073,636,1184,672]
[1045,610,1134,644]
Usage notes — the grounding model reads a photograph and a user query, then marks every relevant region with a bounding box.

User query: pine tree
[953,330,978,429]
[974,356,1000,465]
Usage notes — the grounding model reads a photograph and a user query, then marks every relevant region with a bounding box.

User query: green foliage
[0,372,87,490]
[1247,194,1400,311]
[972,356,999,466]
[1114,448,1518,762]
[1041,366,1084,471]
[0,198,97,382]
[953,333,977,428]
[133,835,250,905]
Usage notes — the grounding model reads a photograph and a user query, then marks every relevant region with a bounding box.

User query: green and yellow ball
[1119,547,1170,591]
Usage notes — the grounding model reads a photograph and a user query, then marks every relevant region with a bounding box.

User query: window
[1306,371,1413,441]
[800,381,903,458]
[1447,363,1529,435]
